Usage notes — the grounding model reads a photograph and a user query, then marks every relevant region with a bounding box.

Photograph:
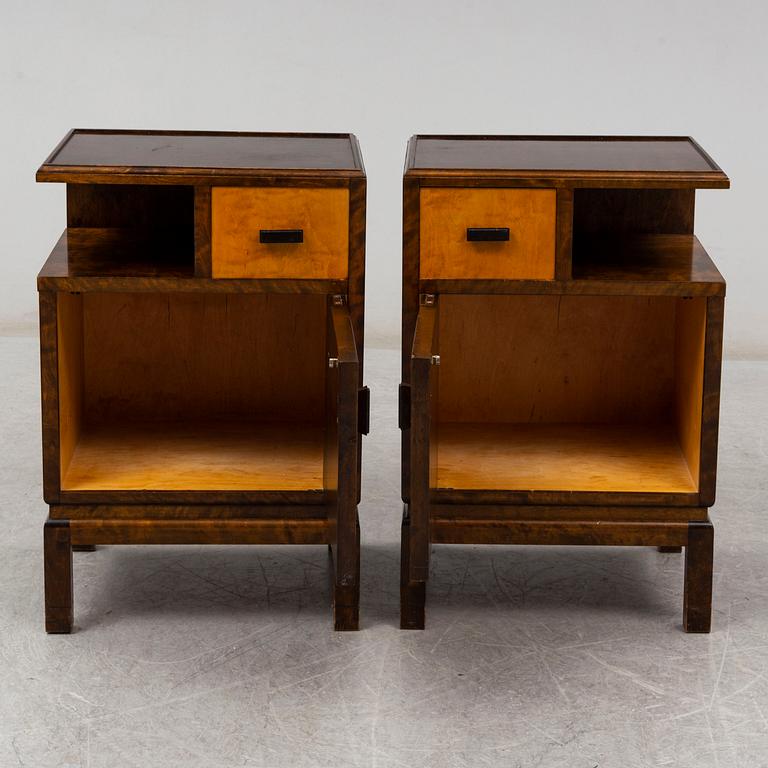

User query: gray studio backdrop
[2,0,766,356]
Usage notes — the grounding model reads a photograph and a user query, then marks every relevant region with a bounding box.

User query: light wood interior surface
[434,423,696,493]
[55,292,329,491]
[431,294,705,492]
[212,187,349,279]
[61,421,324,491]
[79,292,326,422]
[437,295,677,424]
[419,188,555,280]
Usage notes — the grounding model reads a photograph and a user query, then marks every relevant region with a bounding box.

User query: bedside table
[399,135,728,631]
[37,130,367,632]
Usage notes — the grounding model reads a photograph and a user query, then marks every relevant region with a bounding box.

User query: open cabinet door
[325,296,360,630]
[401,296,438,628]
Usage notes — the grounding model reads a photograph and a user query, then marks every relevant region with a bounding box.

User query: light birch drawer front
[419,187,556,280]
[211,187,349,279]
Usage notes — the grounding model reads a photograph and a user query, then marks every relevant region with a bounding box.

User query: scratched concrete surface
[1,336,767,767]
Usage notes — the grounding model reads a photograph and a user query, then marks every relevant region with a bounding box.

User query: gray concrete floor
[1,337,767,767]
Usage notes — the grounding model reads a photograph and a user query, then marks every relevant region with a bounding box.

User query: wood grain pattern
[61,421,324,491]
[39,292,61,503]
[431,518,690,547]
[69,518,330,546]
[430,488,701,507]
[400,178,421,503]
[43,519,73,633]
[573,189,695,237]
[675,297,706,487]
[77,292,326,423]
[406,136,729,188]
[328,301,360,629]
[42,130,362,175]
[684,519,714,632]
[436,294,678,424]
[194,186,212,277]
[37,129,366,632]
[409,302,437,583]
[434,423,696,493]
[555,188,573,280]
[430,504,708,522]
[400,506,426,629]
[572,235,724,290]
[38,229,347,294]
[420,188,555,280]
[399,134,725,631]
[56,292,83,483]
[699,297,725,506]
[50,503,328,520]
[211,187,349,279]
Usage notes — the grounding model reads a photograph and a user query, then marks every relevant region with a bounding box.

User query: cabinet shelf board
[434,423,697,494]
[61,421,325,492]
[38,229,347,294]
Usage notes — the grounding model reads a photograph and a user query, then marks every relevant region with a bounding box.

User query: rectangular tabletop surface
[407,136,728,185]
[38,130,363,179]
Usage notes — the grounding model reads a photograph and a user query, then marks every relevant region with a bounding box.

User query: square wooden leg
[400,508,425,629]
[331,517,360,631]
[43,519,73,634]
[683,519,714,633]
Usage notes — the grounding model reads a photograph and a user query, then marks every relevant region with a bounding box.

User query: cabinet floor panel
[435,423,697,493]
[62,421,324,492]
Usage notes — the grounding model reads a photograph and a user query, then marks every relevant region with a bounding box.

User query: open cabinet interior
[57,292,331,491]
[431,294,706,493]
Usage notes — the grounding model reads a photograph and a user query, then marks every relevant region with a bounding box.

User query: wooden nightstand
[37,130,367,632]
[399,135,728,632]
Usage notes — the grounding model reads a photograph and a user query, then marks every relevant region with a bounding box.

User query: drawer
[419,188,556,280]
[211,187,349,279]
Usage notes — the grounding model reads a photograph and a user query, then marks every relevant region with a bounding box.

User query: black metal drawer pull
[466,227,509,242]
[259,229,304,244]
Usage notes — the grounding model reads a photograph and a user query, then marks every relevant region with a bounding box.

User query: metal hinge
[398,383,411,430]
[358,386,370,435]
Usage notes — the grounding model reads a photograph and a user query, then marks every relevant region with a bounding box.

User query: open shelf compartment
[422,293,706,495]
[55,291,347,495]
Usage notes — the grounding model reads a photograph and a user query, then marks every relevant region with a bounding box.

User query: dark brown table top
[406,136,728,187]
[38,130,364,182]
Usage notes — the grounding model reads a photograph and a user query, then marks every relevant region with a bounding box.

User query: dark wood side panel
[348,177,366,378]
[39,292,60,503]
[555,188,573,280]
[698,296,725,506]
[401,178,421,501]
[194,186,212,277]
[330,301,359,583]
[409,301,438,582]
